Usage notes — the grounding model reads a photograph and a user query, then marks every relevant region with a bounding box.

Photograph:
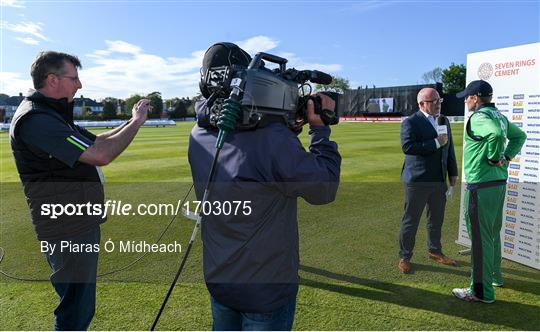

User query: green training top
[463,103,527,184]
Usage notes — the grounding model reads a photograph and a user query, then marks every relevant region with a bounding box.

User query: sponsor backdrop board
[457,42,540,270]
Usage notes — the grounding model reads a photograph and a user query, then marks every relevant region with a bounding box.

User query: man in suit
[398,87,459,274]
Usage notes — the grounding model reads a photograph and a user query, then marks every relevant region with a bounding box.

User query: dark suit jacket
[400,111,458,183]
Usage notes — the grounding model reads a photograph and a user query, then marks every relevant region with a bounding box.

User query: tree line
[79,92,199,120]
[316,63,466,94]
[76,63,466,120]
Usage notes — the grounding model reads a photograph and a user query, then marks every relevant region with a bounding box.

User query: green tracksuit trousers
[463,183,506,302]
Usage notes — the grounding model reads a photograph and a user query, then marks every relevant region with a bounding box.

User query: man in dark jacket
[188,43,341,330]
[10,51,149,330]
[398,87,459,274]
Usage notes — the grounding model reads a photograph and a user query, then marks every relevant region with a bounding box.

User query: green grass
[1,123,539,330]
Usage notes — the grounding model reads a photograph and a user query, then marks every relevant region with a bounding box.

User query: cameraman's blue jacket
[188,100,341,312]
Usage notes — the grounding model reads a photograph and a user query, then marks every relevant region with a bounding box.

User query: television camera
[200,50,340,131]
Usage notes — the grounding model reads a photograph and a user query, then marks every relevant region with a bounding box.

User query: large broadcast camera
[200,46,340,131]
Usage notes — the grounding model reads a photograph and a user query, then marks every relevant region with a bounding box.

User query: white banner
[457,42,540,270]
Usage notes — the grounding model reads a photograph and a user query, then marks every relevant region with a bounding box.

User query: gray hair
[31,51,81,89]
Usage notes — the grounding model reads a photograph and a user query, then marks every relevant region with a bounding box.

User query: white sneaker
[452,288,494,303]
[492,281,504,287]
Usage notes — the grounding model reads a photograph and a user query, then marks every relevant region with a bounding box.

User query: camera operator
[188,42,341,330]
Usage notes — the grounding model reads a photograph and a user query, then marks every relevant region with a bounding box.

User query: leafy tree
[186,95,201,117]
[442,63,466,94]
[146,91,163,118]
[315,76,350,94]
[102,97,118,120]
[166,98,189,118]
[421,67,443,83]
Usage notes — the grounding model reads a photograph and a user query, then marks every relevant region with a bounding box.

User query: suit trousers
[399,182,447,260]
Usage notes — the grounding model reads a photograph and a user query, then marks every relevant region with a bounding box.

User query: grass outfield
[1,122,539,330]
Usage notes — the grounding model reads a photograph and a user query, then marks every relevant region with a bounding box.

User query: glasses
[423,98,444,104]
[58,75,80,83]
[49,72,80,83]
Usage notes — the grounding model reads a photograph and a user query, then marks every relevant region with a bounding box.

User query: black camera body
[202,52,339,131]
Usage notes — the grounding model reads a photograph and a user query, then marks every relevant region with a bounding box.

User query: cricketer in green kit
[452,80,527,303]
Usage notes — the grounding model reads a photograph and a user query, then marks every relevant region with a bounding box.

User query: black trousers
[44,227,100,331]
[399,182,447,260]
